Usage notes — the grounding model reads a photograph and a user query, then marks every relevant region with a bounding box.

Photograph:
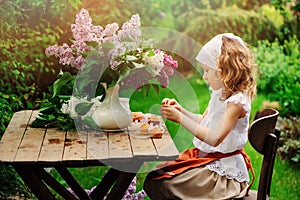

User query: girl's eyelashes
[202,67,209,73]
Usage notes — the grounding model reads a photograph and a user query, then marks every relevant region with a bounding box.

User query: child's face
[201,65,222,90]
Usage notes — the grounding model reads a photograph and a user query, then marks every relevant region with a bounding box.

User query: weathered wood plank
[28,110,40,125]
[108,131,132,159]
[87,131,109,160]
[129,131,157,159]
[14,127,45,162]
[152,130,179,160]
[63,130,87,161]
[0,110,33,162]
[39,129,66,162]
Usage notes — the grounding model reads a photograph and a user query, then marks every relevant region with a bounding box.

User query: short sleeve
[225,92,251,114]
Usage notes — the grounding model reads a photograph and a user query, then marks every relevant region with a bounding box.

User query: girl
[143,33,257,200]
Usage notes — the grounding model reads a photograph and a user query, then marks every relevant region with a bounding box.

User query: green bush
[253,36,300,164]
[277,116,300,164]
[0,93,30,198]
[253,36,300,116]
[177,7,279,46]
[0,24,62,107]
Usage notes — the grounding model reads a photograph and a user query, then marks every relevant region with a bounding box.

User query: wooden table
[0,110,179,200]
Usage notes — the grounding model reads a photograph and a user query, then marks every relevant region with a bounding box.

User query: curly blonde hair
[218,36,257,100]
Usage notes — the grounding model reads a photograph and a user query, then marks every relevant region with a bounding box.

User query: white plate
[102,128,127,132]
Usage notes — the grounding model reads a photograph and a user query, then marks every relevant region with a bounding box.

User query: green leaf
[75,102,93,116]
[144,84,150,96]
[145,66,160,76]
[53,72,74,97]
[85,41,99,48]
[35,115,49,121]
[49,96,61,104]
[126,55,138,61]
[132,62,146,68]
[81,51,89,58]
[147,50,155,57]
[67,0,81,10]
[39,106,55,115]
[117,67,131,83]
[152,84,160,95]
[101,42,116,49]
[83,116,101,130]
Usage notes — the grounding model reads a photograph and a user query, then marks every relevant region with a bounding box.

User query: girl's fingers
[162,98,178,106]
[160,106,170,117]
[169,99,177,105]
[160,105,181,123]
[162,98,170,105]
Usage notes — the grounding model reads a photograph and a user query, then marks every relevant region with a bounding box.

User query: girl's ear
[215,68,222,78]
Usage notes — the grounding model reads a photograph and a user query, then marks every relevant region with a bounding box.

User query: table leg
[105,161,143,200]
[105,172,137,200]
[89,168,120,200]
[35,167,78,200]
[55,166,92,200]
[14,165,56,200]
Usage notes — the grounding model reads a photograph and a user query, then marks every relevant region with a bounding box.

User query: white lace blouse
[193,88,250,183]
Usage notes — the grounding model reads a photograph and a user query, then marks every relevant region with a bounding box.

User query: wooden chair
[244,108,280,200]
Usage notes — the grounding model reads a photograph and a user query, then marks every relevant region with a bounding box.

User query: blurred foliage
[277,116,300,164]
[176,6,279,46]
[0,165,33,199]
[253,36,300,116]
[253,36,300,164]
[0,92,29,198]
[271,0,300,41]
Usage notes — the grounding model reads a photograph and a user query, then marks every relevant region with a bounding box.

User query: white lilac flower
[60,102,69,114]
[144,50,165,75]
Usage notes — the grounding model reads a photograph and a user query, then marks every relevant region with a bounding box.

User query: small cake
[150,127,163,138]
[132,112,144,122]
[147,115,161,126]
[140,123,150,134]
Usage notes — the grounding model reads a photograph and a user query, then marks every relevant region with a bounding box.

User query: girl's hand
[160,105,182,123]
[161,98,182,112]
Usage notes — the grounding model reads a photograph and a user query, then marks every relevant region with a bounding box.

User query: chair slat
[245,108,280,200]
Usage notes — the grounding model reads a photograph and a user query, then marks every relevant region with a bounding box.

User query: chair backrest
[249,108,280,200]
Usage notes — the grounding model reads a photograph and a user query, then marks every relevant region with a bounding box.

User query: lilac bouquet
[31,9,178,131]
[45,8,178,90]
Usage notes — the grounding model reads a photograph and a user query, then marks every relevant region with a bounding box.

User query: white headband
[195,33,246,70]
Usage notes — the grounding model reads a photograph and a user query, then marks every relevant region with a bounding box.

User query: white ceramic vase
[92,84,132,130]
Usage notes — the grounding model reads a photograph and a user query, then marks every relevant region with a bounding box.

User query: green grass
[51,75,300,199]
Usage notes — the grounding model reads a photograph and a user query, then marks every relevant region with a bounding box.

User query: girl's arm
[181,107,207,124]
[162,98,206,123]
[161,102,243,147]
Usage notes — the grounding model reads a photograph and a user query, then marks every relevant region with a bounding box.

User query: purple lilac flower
[103,22,119,39]
[71,55,85,70]
[66,176,147,200]
[163,54,178,69]
[133,190,148,200]
[157,68,169,88]
[71,9,94,42]
[118,14,141,41]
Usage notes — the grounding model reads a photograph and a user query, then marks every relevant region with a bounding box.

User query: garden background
[0,0,299,199]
